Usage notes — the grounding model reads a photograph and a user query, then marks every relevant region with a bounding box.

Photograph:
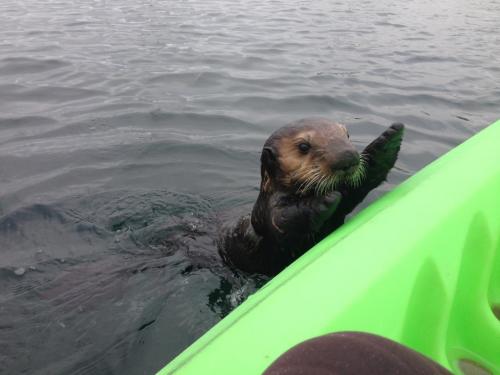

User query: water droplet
[14,267,26,276]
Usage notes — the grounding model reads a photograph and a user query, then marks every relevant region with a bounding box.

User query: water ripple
[0,57,71,76]
[0,84,106,104]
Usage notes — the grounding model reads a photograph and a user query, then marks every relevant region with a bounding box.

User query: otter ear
[339,124,349,138]
[261,146,278,178]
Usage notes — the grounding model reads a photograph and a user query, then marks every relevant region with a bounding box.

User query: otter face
[261,118,366,195]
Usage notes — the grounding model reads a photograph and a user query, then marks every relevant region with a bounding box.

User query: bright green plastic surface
[159,120,500,375]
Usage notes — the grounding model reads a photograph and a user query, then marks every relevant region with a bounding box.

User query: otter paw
[367,123,404,151]
[319,191,342,210]
[361,123,404,172]
[383,123,404,144]
[311,191,342,228]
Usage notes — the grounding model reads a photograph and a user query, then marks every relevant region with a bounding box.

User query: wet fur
[219,118,404,276]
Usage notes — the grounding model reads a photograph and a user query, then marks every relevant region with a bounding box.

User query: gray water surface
[1,0,499,374]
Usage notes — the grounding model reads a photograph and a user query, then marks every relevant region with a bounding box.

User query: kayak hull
[159,120,500,375]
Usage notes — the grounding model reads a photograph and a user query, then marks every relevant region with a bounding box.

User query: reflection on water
[0,0,499,373]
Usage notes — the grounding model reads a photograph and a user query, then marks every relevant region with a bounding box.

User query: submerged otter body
[219,118,404,276]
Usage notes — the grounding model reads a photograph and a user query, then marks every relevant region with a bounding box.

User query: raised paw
[363,123,404,155]
[382,122,404,145]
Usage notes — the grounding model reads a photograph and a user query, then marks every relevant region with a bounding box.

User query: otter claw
[323,191,342,206]
[380,123,404,141]
[389,122,404,132]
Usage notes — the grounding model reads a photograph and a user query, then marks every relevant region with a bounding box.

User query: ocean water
[0,0,499,373]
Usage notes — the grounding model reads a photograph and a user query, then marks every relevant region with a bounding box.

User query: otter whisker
[317,177,324,196]
[324,175,334,192]
[325,175,335,194]
[295,168,313,189]
[321,178,329,196]
[327,175,338,193]
[314,175,325,196]
[297,166,324,195]
[324,179,332,195]
[303,170,322,194]
[348,155,367,188]
[292,167,316,193]
[315,173,332,196]
[309,172,324,194]
[298,179,313,194]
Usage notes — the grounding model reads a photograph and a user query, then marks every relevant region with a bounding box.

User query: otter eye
[298,142,311,154]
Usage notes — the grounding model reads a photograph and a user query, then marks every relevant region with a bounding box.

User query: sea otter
[218,118,404,276]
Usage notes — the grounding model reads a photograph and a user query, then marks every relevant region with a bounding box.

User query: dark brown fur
[219,118,404,276]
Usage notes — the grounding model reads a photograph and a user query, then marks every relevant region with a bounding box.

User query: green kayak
[158,119,500,375]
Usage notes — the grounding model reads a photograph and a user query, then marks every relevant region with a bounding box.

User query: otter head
[260,118,366,195]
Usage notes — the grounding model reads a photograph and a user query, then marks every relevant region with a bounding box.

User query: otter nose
[331,150,359,172]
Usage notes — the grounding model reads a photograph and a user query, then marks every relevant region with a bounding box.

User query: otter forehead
[265,118,349,151]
